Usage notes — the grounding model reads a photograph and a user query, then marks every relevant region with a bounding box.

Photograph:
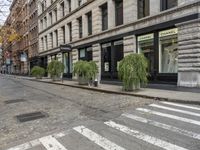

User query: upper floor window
[54,8,58,22]
[55,30,58,46]
[115,0,123,26]
[61,2,65,17]
[44,16,47,28]
[78,17,83,38]
[67,22,72,42]
[68,0,71,12]
[49,12,53,25]
[101,3,108,31]
[86,12,92,35]
[61,26,65,43]
[78,0,82,7]
[50,33,53,48]
[138,0,149,19]
[161,0,177,11]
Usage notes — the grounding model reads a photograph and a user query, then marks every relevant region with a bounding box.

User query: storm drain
[4,99,26,104]
[15,111,48,123]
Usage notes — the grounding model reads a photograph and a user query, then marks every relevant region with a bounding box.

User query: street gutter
[11,76,200,105]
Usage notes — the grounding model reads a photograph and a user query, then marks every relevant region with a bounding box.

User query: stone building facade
[29,0,39,71]
[38,0,200,87]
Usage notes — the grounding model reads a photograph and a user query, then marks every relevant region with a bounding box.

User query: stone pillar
[65,24,70,43]
[92,43,101,82]
[123,35,136,56]
[123,0,137,24]
[71,0,78,11]
[58,28,64,45]
[72,19,79,41]
[108,0,115,29]
[177,19,200,87]
[150,0,160,15]
[57,3,62,20]
[92,7,102,33]
[82,15,88,37]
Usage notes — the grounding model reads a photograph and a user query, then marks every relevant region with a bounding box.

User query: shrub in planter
[47,60,64,81]
[73,60,98,85]
[31,66,45,79]
[118,53,148,91]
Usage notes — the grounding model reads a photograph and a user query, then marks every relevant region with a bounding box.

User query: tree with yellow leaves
[0,26,21,43]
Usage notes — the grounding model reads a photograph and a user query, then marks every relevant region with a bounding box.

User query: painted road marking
[150,104,200,117]
[73,126,126,150]
[105,121,188,150]
[161,102,200,111]
[39,135,68,150]
[6,131,70,150]
[122,113,200,140]
[137,108,200,126]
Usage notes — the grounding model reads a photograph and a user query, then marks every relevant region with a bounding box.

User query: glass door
[63,52,72,78]
[138,33,154,77]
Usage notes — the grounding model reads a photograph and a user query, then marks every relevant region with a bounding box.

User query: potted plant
[73,60,98,85]
[118,53,148,91]
[87,61,98,86]
[31,66,45,79]
[47,60,64,81]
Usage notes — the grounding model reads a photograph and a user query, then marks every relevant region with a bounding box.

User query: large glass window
[159,28,178,73]
[79,47,93,61]
[138,0,149,19]
[161,0,177,11]
[138,33,154,73]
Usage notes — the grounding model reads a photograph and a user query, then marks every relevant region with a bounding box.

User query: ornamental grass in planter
[73,60,98,85]
[118,53,148,91]
[31,66,45,79]
[47,60,65,81]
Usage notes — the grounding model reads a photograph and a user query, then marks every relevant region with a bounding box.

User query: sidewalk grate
[4,99,26,104]
[15,111,48,123]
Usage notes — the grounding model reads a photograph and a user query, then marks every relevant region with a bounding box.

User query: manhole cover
[4,99,26,104]
[15,111,48,123]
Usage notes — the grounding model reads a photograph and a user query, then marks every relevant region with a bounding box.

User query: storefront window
[159,28,178,73]
[138,33,154,73]
[79,47,93,61]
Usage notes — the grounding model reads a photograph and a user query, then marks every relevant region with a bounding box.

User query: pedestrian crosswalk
[6,102,200,150]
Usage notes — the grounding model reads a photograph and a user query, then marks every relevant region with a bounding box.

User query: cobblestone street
[0,75,153,149]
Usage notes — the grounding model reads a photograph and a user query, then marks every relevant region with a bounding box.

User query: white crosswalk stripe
[137,108,200,126]
[122,113,200,140]
[161,102,200,111]
[73,126,126,150]
[39,135,68,150]
[150,104,200,117]
[105,121,188,150]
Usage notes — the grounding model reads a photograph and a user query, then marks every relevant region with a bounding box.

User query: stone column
[72,19,79,41]
[123,0,137,24]
[71,0,78,11]
[150,0,160,15]
[123,35,136,56]
[177,19,200,87]
[108,0,115,29]
[58,28,64,45]
[82,15,88,37]
[92,43,101,83]
[92,7,102,33]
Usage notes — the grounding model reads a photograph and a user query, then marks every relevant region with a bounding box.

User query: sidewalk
[4,74,200,105]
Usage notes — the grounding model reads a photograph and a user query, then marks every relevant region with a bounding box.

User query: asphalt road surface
[0,75,200,150]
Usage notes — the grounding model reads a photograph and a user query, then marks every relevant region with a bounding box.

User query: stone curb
[14,76,200,105]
